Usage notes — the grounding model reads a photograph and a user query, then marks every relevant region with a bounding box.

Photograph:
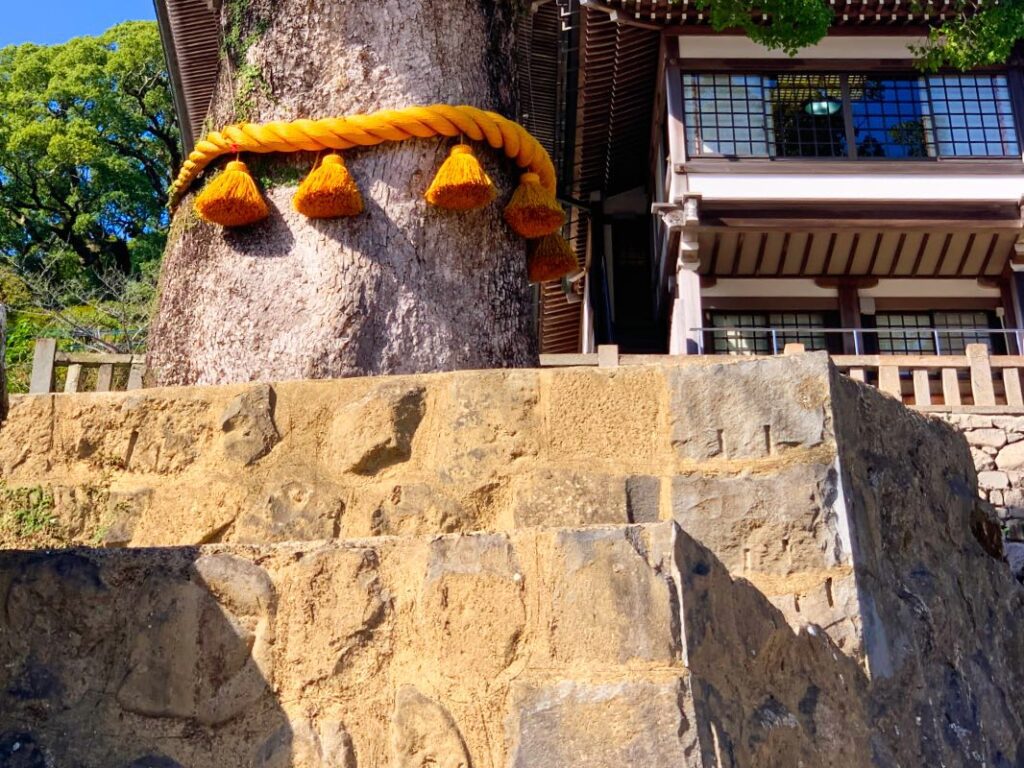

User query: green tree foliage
[0,22,176,391]
[0,21,178,280]
[684,0,1023,68]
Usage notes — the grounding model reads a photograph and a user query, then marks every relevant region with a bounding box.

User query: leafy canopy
[0,21,179,281]
[684,0,1024,67]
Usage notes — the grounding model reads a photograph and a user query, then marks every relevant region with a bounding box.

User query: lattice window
[875,311,995,354]
[681,72,1020,160]
[709,312,827,355]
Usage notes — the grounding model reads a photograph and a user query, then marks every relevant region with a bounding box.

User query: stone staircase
[0,354,1021,767]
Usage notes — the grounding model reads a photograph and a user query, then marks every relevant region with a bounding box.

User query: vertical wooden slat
[849,368,866,382]
[0,305,7,422]
[967,343,996,406]
[95,364,114,392]
[912,369,932,406]
[879,365,902,399]
[783,343,805,355]
[1004,368,1024,408]
[29,338,57,394]
[63,364,82,394]
[941,368,962,406]
[127,361,145,390]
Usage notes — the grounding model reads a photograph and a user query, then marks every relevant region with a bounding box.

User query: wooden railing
[28,338,145,394]
[541,343,1024,410]
[831,343,1021,408]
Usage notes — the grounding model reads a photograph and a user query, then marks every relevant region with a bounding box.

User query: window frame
[668,60,1024,166]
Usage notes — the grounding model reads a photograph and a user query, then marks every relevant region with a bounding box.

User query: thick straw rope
[169,104,556,209]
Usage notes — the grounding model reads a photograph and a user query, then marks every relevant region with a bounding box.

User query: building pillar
[669,230,703,354]
[837,281,863,355]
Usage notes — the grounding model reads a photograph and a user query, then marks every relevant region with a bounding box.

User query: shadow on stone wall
[0,547,314,767]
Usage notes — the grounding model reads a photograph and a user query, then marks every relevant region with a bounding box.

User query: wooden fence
[541,343,1024,411]
[28,338,145,395]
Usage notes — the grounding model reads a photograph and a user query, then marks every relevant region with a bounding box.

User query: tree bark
[147,0,537,386]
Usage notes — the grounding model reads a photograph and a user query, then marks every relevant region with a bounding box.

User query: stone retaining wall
[1,355,1022,766]
[937,412,1024,538]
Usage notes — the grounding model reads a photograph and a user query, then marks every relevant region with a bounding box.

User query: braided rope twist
[169,104,557,209]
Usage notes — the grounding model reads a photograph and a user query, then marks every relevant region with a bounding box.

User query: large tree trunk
[147,0,537,386]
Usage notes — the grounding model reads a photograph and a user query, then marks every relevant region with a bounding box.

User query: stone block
[971,447,995,472]
[325,384,425,475]
[505,679,695,768]
[548,527,680,664]
[964,428,1007,449]
[995,440,1024,470]
[432,371,541,485]
[625,475,661,523]
[992,416,1024,432]
[219,384,279,465]
[978,471,1010,490]
[511,470,627,528]
[667,354,829,460]
[546,367,661,461]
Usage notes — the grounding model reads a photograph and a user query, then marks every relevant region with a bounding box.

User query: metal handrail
[688,326,1024,356]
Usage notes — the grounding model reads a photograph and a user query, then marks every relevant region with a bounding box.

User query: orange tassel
[194,159,269,227]
[527,234,578,283]
[504,172,565,238]
[293,153,364,219]
[425,145,496,210]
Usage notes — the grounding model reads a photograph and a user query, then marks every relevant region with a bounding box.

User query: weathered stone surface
[326,384,426,475]
[963,428,1007,448]
[668,354,829,460]
[978,470,1010,490]
[511,470,627,528]
[390,687,472,768]
[996,439,1024,470]
[1,357,1023,766]
[219,384,279,465]
[506,680,696,767]
[625,474,660,523]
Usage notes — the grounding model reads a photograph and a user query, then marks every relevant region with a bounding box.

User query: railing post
[127,359,145,390]
[597,344,620,369]
[0,305,7,422]
[783,343,805,356]
[966,343,996,406]
[879,364,902,399]
[29,338,57,395]
[941,368,962,407]
[63,364,82,394]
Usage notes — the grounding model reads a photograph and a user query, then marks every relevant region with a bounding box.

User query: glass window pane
[680,71,1020,160]
[768,74,848,158]
[681,73,771,157]
[927,74,1019,157]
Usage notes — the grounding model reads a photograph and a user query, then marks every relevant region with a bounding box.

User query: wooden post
[597,345,620,369]
[0,305,7,422]
[95,364,114,392]
[63,364,82,394]
[29,338,57,394]
[1005,368,1024,408]
[912,369,932,406]
[878,365,902,399]
[783,343,805,356]
[941,368,962,407]
[127,360,145,390]
[966,343,996,406]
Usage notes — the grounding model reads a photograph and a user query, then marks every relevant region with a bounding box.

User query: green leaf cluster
[0,21,179,282]
[674,0,1023,69]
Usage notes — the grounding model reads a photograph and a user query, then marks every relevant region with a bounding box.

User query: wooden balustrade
[830,343,1023,409]
[541,343,1024,411]
[28,339,145,395]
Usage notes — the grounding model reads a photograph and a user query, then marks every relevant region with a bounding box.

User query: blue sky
[0,0,156,48]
